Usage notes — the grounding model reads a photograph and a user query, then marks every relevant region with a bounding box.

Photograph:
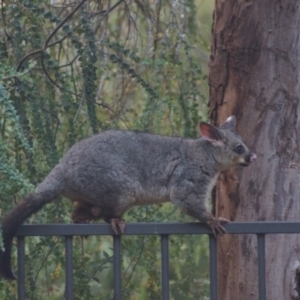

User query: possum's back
[59,130,185,204]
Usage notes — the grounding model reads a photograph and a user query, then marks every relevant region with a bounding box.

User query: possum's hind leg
[105,217,125,234]
[72,201,126,234]
[71,201,101,224]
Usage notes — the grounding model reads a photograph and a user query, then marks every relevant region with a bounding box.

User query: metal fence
[15,221,300,300]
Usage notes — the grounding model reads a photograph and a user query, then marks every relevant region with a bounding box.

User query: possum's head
[199,116,256,170]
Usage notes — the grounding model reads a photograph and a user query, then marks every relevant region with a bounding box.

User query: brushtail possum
[0,115,256,279]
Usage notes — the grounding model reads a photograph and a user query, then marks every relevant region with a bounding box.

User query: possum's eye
[234,145,245,154]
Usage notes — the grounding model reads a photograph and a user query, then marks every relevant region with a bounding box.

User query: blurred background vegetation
[0,0,214,299]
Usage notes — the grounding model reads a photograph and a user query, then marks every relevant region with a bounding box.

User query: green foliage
[0,0,214,299]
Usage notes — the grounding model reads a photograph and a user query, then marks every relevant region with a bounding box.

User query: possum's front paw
[207,217,229,236]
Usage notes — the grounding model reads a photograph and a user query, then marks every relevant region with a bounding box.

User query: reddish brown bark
[209,1,300,299]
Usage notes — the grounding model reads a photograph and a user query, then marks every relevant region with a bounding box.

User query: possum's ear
[199,122,222,141]
[220,115,237,131]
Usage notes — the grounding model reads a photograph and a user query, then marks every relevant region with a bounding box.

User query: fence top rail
[14,221,300,236]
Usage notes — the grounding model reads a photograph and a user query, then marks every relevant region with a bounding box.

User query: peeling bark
[209,1,300,299]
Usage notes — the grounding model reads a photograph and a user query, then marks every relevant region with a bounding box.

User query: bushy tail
[0,166,64,280]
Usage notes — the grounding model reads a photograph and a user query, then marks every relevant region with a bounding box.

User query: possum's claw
[207,217,229,237]
[110,218,125,234]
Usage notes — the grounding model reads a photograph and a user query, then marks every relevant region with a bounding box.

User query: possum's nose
[239,152,256,167]
[250,153,257,163]
[246,153,256,164]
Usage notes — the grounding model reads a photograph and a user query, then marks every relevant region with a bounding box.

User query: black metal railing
[15,221,300,300]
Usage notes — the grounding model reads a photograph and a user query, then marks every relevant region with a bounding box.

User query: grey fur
[0,115,256,279]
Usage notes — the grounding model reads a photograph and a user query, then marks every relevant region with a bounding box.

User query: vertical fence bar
[65,236,73,300]
[257,234,266,300]
[17,237,26,300]
[161,234,170,300]
[209,235,218,300]
[113,235,122,300]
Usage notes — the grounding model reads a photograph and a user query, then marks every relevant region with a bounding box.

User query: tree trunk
[209,1,300,299]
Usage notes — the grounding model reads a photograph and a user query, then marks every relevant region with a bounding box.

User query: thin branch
[16,0,125,72]
[39,50,129,129]
[31,239,59,299]
[43,0,87,51]
[16,49,43,72]
[89,0,125,18]
[16,0,87,72]
[153,0,162,59]
[58,54,80,68]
